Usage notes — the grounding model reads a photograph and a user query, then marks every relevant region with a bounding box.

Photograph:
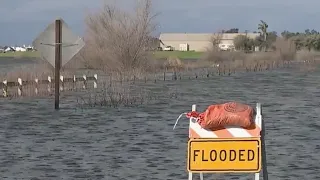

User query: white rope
[173,112,187,130]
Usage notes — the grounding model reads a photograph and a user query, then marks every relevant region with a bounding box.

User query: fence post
[2,80,8,97]
[60,75,64,91]
[83,75,87,89]
[93,74,98,89]
[172,71,177,80]
[109,74,112,87]
[35,78,39,95]
[18,78,22,96]
[73,75,76,90]
[48,76,51,93]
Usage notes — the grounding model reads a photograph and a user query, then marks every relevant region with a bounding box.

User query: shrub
[79,0,158,76]
[164,56,184,71]
[273,38,296,61]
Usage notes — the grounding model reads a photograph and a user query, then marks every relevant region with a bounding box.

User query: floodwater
[0,57,40,73]
[1,58,320,180]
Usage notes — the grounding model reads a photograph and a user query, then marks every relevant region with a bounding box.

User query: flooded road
[0,57,320,179]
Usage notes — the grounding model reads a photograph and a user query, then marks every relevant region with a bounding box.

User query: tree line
[231,20,320,52]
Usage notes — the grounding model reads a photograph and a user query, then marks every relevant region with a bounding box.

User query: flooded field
[0,57,320,180]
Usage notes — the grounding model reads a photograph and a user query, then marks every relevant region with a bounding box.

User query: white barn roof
[159,33,260,41]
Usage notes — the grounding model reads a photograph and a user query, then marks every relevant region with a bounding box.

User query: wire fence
[0,59,315,98]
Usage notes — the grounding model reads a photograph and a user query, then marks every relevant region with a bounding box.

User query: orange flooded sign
[187,138,261,173]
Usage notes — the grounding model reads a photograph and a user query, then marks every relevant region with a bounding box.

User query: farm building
[159,33,260,52]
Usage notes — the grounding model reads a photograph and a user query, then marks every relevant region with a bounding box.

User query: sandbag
[187,102,255,130]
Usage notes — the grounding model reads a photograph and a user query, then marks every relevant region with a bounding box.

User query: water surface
[0,58,320,180]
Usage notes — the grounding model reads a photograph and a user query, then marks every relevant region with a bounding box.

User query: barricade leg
[255,172,259,180]
[188,104,198,180]
[255,103,269,180]
[255,103,262,180]
[200,173,203,180]
[187,172,203,180]
[260,104,269,180]
[188,172,192,180]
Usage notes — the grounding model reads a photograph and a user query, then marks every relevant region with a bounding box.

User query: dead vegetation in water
[196,37,320,72]
[76,79,179,108]
[76,83,150,108]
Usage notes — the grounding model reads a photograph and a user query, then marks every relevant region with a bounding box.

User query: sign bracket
[40,42,80,47]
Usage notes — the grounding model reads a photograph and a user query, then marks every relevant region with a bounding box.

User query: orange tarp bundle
[187,102,255,130]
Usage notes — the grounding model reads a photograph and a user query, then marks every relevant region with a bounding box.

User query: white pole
[18,78,22,96]
[48,76,51,93]
[83,75,87,89]
[189,104,204,180]
[93,74,98,89]
[200,173,204,180]
[35,78,39,95]
[255,173,260,180]
[188,172,193,180]
[60,75,64,91]
[3,80,7,97]
[73,75,76,90]
[254,103,261,180]
[260,103,269,180]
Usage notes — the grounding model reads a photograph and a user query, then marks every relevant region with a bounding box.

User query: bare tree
[201,31,226,64]
[209,31,223,50]
[80,0,158,77]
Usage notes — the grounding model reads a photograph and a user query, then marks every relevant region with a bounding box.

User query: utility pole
[55,19,62,110]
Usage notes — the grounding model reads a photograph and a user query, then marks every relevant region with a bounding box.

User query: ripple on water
[0,68,320,179]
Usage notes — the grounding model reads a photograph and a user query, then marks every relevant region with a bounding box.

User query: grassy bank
[0,51,204,59]
[0,51,39,58]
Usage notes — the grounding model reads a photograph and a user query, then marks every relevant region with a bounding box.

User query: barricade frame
[187,103,268,180]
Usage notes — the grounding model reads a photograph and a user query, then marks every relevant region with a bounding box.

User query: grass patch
[153,51,204,59]
[0,51,39,58]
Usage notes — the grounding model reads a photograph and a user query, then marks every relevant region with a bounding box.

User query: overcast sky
[0,0,319,45]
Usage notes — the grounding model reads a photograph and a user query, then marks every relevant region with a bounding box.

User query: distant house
[4,46,15,52]
[159,33,260,52]
[23,45,35,51]
[0,45,35,53]
[14,46,27,52]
